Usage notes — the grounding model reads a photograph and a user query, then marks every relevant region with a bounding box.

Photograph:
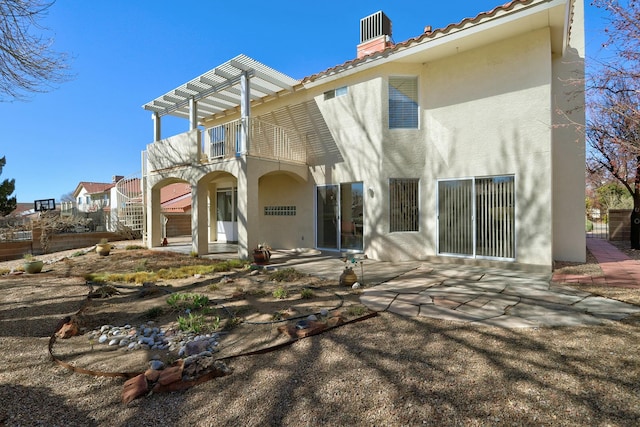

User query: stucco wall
[309,28,554,266]
[551,0,586,262]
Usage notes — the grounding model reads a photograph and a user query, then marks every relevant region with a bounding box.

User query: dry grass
[1,243,640,426]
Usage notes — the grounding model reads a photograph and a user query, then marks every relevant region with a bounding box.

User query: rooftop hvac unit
[360,11,392,44]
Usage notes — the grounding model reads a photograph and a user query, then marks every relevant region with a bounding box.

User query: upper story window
[389,76,418,129]
[324,86,348,100]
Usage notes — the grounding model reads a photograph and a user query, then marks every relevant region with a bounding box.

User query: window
[324,86,348,100]
[437,175,515,259]
[389,178,419,232]
[389,76,418,129]
[209,125,226,158]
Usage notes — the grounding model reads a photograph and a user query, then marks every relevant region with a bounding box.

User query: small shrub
[272,286,289,299]
[125,245,146,250]
[177,313,207,333]
[70,251,85,258]
[300,288,315,299]
[223,316,241,330]
[135,259,148,272]
[84,273,107,283]
[144,306,165,319]
[269,267,305,282]
[248,288,267,297]
[346,305,368,317]
[190,251,199,258]
[208,283,220,291]
[166,293,209,311]
[0,268,10,275]
[586,218,593,232]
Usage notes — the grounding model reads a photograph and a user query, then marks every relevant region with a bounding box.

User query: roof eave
[303,0,568,89]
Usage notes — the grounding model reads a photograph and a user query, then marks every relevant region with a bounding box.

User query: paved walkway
[358,240,640,328]
[146,237,640,328]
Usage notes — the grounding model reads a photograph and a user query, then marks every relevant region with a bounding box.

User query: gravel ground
[1,243,640,426]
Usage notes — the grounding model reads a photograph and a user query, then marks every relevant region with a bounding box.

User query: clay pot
[253,249,271,264]
[339,267,358,286]
[96,243,111,256]
[24,260,44,274]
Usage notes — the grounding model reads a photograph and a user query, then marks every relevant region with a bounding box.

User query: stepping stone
[360,292,395,312]
[388,300,420,317]
[417,304,485,322]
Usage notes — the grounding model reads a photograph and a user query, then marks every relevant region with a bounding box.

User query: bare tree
[59,190,75,202]
[0,0,71,101]
[587,0,640,247]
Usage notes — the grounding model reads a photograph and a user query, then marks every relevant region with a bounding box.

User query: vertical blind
[438,176,515,259]
[389,77,418,129]
[390,178,419,232]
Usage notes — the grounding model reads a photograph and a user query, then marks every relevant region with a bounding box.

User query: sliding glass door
[316,183,364,251]
[438,176,515,259]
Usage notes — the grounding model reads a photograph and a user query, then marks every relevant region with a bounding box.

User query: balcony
[206,118,307,164]
[146,119,307,173]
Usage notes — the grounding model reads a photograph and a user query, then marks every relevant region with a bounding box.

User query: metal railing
[114,174,144,235]
[205,118,307,163]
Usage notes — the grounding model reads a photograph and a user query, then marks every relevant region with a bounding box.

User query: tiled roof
[7,202,34,216]
[78,182,115,194]
[160,183,191,204]
[162,196,192,213]
[302,0,538,83]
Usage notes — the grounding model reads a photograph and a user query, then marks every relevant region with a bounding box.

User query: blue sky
[1,0,608,203]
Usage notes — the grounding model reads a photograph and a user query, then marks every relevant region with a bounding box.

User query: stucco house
[142,0,585,271]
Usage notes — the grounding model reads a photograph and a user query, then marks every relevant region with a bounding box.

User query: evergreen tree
[0,156,17,216]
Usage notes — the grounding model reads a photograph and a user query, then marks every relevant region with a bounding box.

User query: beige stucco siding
[423,28,554,266]
[257,173,314,249]
[308,28,555,266]
[551,0,586,262]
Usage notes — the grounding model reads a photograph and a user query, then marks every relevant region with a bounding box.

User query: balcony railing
[205,118,307,163]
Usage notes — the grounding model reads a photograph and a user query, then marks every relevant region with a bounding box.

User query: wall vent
[360,11,392,44]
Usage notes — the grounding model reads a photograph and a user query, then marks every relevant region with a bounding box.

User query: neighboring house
[73,180,118,214]
[63,177,190,235]
[142,0,585,271]
[160,183,192,237]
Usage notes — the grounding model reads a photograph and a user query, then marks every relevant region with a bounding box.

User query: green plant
[177,313,207,333]
[166,293,210,311]
[23,253,36,261]
[144,306,165,319]
[125,245,146,250]
[269,268,304,282]
[99,238,109,244]
[272,286,288,299]
[586,218,594,232]
[224,316,242,330]
[70,251,85,257]
[346,305,368,317]
[135,259,148,272]
[300,288,315,299]
[190,251,199,258]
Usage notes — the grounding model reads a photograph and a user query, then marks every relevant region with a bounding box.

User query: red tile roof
[160,183,191,204]
[162,197,192,213]
[77,182,115,195]
[302,0,537,83]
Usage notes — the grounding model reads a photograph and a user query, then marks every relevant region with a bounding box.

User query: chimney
[357,11,393,59]
[112,175,124,183]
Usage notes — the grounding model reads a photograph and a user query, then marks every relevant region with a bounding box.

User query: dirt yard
[1,242,640,426]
